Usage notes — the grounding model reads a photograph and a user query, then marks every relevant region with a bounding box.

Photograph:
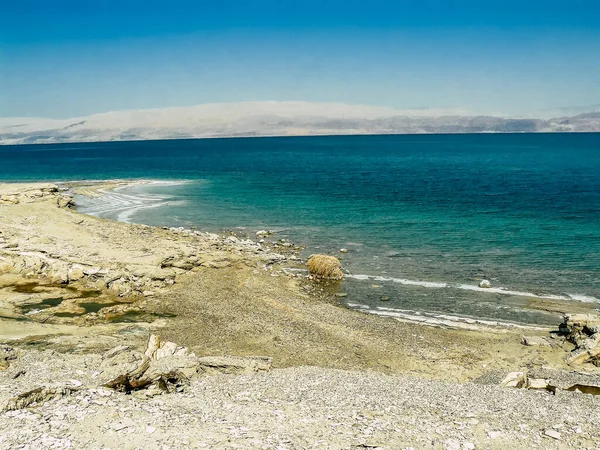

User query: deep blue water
[2,133,599,325]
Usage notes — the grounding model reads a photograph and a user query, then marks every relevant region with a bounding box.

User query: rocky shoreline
[0,182,302,330]
[1,181,600,449]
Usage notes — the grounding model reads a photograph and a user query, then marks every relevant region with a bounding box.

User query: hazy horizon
[2,99,600,122]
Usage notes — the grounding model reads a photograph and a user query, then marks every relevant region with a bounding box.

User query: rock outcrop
[499,367,600,395]
[1,182,301,326]
[0,184,60,205]
[560,314,600,366]
[2,334,274,412]
[103,335,272,395]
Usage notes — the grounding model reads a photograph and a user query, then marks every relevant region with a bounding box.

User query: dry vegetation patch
[307,255,344,280]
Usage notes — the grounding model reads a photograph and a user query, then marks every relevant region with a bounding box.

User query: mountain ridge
[1,101,598,145]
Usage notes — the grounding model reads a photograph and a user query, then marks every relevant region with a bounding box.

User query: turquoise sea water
[1,134,599,325]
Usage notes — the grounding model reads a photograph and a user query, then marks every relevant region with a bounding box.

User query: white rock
[527,378,551,390]
[69,379,83,387]
[479,279,492,288]
[155,341,179,360]
[544,429,561,440]
[500,372,525,388]
[443,439,461,450]
[83,266,102,275]
[340,248,348,253]
[146,426,156,434]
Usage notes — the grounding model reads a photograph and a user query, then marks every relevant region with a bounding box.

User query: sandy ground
[1,182,599,449]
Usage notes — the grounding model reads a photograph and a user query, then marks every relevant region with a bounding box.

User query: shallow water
[10,282,101,299]
[2,134,600,325]
[21,297,64,314]
[79,301,121,314]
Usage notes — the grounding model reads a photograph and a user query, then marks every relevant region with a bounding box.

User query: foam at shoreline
[74,179,189,224]
[347,274,599,303]
[346,302,549,331]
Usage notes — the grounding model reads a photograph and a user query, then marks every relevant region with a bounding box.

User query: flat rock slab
[521,335,553,347]
[197,355,273,374]
[528,367,600,391]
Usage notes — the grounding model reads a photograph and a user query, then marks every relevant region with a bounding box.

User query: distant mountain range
[1,101,599,145]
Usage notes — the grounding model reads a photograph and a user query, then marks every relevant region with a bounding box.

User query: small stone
[380,295,390,302]
[487,431,502,439]
[543,429,561,440]
[521,336,551,347]
[463,443,475,450]
[142,291,155,297]
[340,248,348,253]
[69,379,83,387]
[335,293,348,298]
[479,279,492,288]
[146,426,156,434]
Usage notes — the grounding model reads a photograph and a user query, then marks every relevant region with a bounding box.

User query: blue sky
[1,0,599,118]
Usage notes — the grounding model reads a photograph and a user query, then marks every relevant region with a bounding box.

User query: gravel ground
[1,362,599,449]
